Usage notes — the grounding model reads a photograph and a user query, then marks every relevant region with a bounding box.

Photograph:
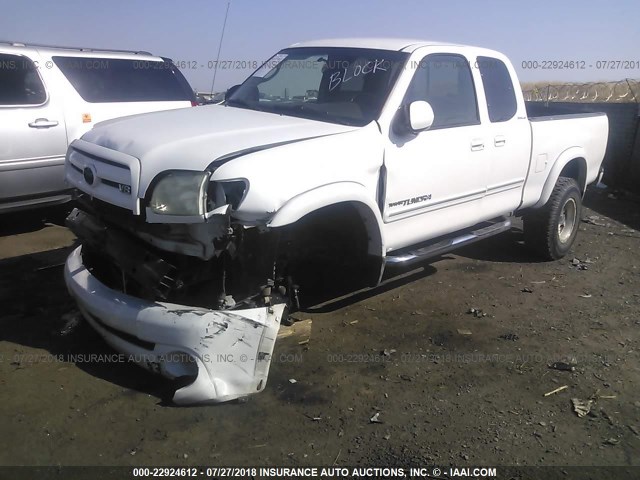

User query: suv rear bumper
[64,245,285,404]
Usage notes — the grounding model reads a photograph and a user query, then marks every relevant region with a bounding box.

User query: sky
[1,0,639,92]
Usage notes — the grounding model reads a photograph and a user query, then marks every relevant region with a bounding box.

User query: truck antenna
[210,0,231,95]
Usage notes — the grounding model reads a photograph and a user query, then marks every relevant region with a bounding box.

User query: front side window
[404,54,479,129]
[477,56,517,122]
[226,47,408,127]
[53,56,194,103]
[0,53,46,106]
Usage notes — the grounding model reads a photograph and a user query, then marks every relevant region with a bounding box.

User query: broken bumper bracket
[66,208,178,299]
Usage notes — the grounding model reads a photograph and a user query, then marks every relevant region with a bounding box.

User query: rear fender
[533,147,587,209]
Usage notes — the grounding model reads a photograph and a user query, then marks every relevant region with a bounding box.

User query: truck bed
[519,104,608,210]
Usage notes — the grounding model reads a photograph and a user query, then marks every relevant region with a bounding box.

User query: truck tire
[523,176,582,260]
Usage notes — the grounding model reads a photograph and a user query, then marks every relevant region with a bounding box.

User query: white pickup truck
[63,38,608,404]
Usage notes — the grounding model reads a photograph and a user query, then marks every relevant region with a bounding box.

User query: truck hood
[82,104,357,179]
[67,104,371,215]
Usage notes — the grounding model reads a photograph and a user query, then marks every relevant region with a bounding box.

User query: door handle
[470,138,484,151]
[494,135,506,147]
[28,118,59,128]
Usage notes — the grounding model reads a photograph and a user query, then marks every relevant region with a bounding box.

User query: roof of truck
[288,38,465,52]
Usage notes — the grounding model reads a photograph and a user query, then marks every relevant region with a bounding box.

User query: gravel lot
[1,189,639,476]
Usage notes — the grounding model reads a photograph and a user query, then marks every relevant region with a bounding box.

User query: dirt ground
[1,188,639,475]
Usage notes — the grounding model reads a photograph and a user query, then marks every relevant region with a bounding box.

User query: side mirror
[407,100,434,132]
[225,84,241,99]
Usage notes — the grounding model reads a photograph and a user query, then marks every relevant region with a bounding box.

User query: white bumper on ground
[64,246,285,404]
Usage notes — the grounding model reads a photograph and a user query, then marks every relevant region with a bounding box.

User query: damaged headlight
[149,171,210,216]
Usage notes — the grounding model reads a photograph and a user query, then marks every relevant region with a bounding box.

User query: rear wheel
[523,176,582,260]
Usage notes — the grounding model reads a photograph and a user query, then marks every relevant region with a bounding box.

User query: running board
[385,217,512,266]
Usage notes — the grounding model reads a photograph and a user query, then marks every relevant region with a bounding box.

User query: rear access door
[474,55,531,217]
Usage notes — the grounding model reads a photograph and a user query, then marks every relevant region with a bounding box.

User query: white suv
[0,41,196,212]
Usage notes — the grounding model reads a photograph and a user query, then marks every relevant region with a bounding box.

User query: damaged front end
[64,195,291,404]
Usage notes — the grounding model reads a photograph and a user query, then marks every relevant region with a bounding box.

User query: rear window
[52,56,194,103]
[477,56,517,122]
[0,53,46,105]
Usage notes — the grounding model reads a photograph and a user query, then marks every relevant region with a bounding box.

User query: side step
[385,217,512,266]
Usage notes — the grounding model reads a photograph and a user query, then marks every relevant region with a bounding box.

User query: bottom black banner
[0,465,638,480]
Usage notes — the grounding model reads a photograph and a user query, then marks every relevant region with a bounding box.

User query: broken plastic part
[206,203,231,218]
[168,304,286,404]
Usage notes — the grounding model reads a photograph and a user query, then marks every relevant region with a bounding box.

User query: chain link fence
[522,79,640,103]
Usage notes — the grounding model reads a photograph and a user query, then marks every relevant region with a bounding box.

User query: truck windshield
[226,47,408,126]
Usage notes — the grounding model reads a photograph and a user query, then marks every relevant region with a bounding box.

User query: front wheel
[276,206,372,309]
[523,177,582,260]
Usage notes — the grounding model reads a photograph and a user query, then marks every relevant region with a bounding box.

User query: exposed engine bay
[67,194,298,313]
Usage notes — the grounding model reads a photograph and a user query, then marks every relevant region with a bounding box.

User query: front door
[383,53,489,251]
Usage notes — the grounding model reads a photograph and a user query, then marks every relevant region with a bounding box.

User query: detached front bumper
[64,246,285,404]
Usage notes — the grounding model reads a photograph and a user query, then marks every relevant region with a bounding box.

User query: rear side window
[477,56,517,122]
[52,56,194,103]
[405,54,479,129]
[0,53,46,105]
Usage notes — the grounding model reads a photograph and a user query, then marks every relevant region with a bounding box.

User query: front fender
[267,182,386,257]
